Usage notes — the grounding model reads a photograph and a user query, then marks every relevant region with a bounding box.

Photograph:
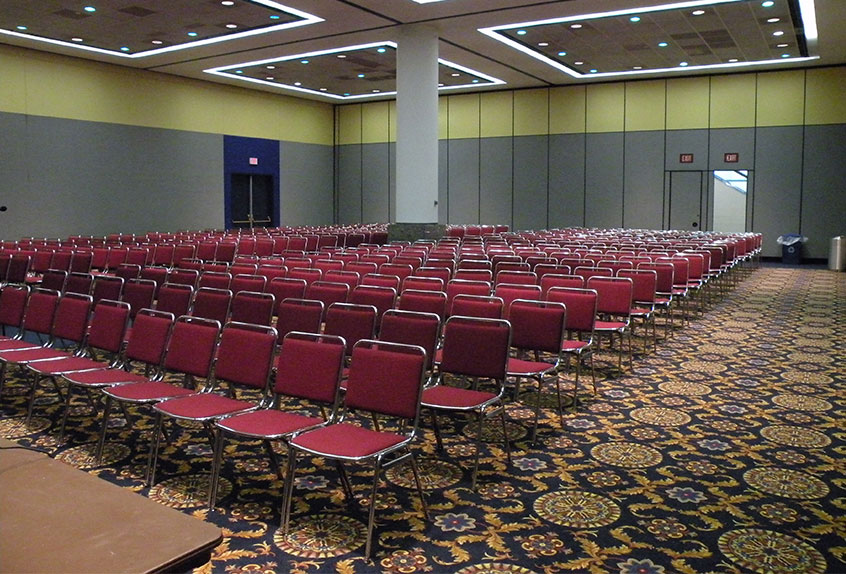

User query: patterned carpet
[1,264,844,574]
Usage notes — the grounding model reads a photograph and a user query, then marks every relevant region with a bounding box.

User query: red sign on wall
[249,157,259,166]
[680,153,694,164]
[724,152,739,163]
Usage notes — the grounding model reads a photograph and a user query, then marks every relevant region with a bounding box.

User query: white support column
[395,24,439,223]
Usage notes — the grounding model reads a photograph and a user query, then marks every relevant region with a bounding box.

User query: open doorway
[712,170,748,233]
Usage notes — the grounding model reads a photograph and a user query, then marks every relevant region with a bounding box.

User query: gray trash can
[830,236,846,271]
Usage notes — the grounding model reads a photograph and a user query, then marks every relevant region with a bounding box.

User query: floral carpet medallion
[1,264,844,573]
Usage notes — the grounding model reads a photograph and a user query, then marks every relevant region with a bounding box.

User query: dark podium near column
[0,438,222,573]
[388,222,446,243]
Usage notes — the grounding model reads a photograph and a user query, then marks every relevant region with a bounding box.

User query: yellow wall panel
[438,97,449,140]
[389,100,397,142]
[514,89,549,136]
[3,45,334,145]
[549,86,586,134]
[625,80,666,131]
[805,67,846,125]
[0,47,29,114]
[448,94,480,139]
[480,91,513,138]
[756,70,805,127]
[337,105,362,145]
[586,83,625,133]
[361,101,390,144]
[710,73,756,128]
[666,76,710,129]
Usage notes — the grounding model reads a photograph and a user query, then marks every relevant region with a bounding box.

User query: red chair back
[323,302,377,356]
[162,316,220,378]
[230,291,275,326]
[379,309,440,371]
[345,340,426,420]
[213,322,277,391]
[509,299,567,354]
[274,332,345,403]
[86,300,131,354]
[51,293,93,344]
[547,287,597,334]
[191,287,232,324]
[397,289,447,321]
[439,316,511,380]
[155,283,194,317]
[275,298,324,342]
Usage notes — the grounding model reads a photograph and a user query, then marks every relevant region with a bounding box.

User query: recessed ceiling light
[692,9,705,15]
[71,37,84,42]
[538,42,549,47]
[300,59,309,64]
[120,46,130,52]
[574,60,584,65]
[679,61,689,66]
[266,76,274,80]
[266,65,275,69]
[151,40,163,44]
[472,79,480,83]
[337,54,346,58]
[630,16,641,22]
[557,51,567,56]
[516,30,527,35]
[777,43,789,47]
[83,6,96,13]
[570,23,582,29]
[235,70,243,74]
[658,41,669,47]
[589,69,598,73]
[781,53,790,58]
[451,73,460,77]
[377,47,386,53]
[438,83,444,87]
[294,82,301,86]
[357,73,365,78]
[16,25,27,30]
[767,17,780,22]
[269,14,280,19]
[633,66,643,70]
[343,93,350,96]
[187,32,198,37]
[762,0,775,6]
[221,0,235,5]
[319,87,327,91]
[773,30,784,36]
[226,24,237,29]
[728,58,739,62]
[372,89,380,93]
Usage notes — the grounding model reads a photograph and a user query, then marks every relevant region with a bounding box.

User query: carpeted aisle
[1,265,844,574]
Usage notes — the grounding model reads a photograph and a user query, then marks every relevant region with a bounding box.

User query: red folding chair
[398,289,447,321]
[229,291,275,326]
[274,298,324,343]
[282,339,429,560]
[155,283,194,317]
[209,331,346,508]
[147,322,278,487]
[191,287,233,324]
[546,287,598,409]
[587,276,634,372]
[421,316,512,488]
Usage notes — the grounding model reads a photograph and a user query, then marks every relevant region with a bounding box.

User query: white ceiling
[1,0,843,102]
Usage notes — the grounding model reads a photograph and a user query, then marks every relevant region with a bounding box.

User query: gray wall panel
[752,126,803,257]
[0,113,222,240]
[280,141,334,226]
[479,137,513,229]
[513,135,549,231]
[438,140,448,224]
[665,129,709,171]
[585,133,624,228]
[337,144,362,224]
[548,134,586,228]
[801,124,846,259]
[624,131,665,229]
[361,143,390,223]
[447,138,480,224]
[709,128,755,171]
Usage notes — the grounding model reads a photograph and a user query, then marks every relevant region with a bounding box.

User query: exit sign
[724,152,739,163]
[249,157,259,165]
[680,153,694,164]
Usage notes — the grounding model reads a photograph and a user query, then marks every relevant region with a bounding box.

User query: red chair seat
[0,340,39,352]
[594,320,627,330]
[0,347,67,364]
[561,340,590,352]
[104,380,195,402]
[630,306,652,316]
[291,422,406,459]
[29,356,107,375]
[64,368,150,387]
[422,385,497,410]
[506,357,555,377]
[154,393,252,421]
[217,409,324,439]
